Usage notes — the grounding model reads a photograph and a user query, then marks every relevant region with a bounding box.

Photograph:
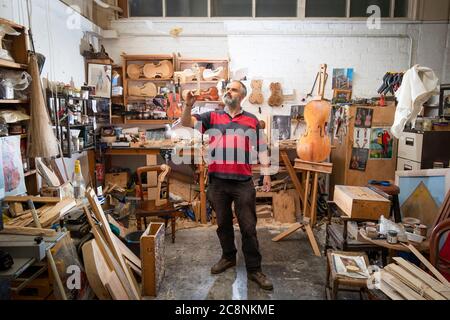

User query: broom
[27,52,59,158]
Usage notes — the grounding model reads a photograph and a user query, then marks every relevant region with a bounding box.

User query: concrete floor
[154,222,332,300]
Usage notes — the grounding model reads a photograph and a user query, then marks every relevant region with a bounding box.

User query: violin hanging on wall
[297,64,331,163]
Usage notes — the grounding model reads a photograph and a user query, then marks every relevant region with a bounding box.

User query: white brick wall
[102,19,450,128]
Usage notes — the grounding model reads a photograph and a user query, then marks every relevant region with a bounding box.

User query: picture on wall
[272,115,291,140]
[349,148,369,171]
[355,107,373,128]
[353,128,371,149]
[87,63,112,98]
[369,128,393,159]
[332,68,354,90]
[1,135,26,196]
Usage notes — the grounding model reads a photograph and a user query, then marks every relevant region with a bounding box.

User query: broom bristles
[28,53,59,158]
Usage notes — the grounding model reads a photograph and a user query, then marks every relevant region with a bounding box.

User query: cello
[297,64,331,163]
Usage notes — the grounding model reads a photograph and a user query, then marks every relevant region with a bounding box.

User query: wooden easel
[273,151,332,257]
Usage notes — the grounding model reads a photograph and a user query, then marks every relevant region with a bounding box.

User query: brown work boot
[247,271,274,291]
[211,258,236,274]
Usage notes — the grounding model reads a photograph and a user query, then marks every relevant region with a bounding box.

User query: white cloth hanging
[391,65,439,139]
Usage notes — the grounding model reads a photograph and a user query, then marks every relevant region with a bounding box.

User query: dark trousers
[207,177,262,272]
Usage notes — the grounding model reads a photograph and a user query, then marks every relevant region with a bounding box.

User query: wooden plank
[86,190,141,300]
[304,224,321,257]
[0,226,56,237]
[280,151,307,207]
[113,234,142,269]
[39,198,76,227]
[272,223,303,242]
[294,159,333,174]
[272,191,296,223]
[379,279,405,300]
[4,196,62,203]
[381,270,426,300]
[385,264,446,300]
[83,206,133,300]
[82,240,113,300]
[310,172,319,226]
[393,257,450,298]
[406,244,450,287]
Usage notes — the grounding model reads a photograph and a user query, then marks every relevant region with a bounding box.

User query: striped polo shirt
[194,107,267,181]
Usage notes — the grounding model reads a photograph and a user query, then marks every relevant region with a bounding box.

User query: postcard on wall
[353,128,371,149]
[349,148,369,171]
[370,127,394,159]
[355,107,373,128]
[332,68,354,90]
[272,115,291,141]
[1,136,26,196]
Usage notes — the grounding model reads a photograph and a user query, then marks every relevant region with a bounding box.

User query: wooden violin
[167,82,183,119]
[297,64,331,163]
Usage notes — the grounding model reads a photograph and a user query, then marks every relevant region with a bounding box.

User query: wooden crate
[333,185,390,220]
[141,222,165,297]
[105,172,129,188]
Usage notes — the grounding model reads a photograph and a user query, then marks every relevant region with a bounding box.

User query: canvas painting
[272,116,291,141]
[332,68,354,90]
[0,138,4,199]
[1,135,26,196]
[87,63,112,98]
[370,127,393,159]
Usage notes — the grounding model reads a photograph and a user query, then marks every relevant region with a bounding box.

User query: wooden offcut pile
[2,196,76,230]
[378,245,450,300]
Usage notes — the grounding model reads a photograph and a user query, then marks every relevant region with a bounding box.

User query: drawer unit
[398,132,423,163]
[397,131,450,169]
[397,157,421,171]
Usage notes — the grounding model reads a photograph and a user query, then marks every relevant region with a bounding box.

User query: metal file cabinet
[397,131,450,170]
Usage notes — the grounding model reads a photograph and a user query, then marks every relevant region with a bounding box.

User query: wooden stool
[326,250,370,300]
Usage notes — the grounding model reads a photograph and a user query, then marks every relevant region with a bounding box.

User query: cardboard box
[333,186,390,220]
[105,172,129,188]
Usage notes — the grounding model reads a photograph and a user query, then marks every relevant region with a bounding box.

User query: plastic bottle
[72,160,85,199]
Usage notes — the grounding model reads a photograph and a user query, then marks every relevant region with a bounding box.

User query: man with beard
[181,81,273,291]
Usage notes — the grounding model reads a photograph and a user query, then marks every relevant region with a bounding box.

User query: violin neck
[317,64,328,99]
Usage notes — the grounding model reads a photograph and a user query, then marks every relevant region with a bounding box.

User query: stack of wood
[1,196,76,231]
[82,188,142,300]
[378,245,450,300]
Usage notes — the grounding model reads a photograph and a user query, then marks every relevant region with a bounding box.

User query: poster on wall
[369,128,394,159]
[1,136,26,197]
[353,128,371,149]
[355,108,373,128]
[0,139,4,199]
[349,148,369,171]
[332,68,354,90]
[272,115,291,140]
[87,63,112,98]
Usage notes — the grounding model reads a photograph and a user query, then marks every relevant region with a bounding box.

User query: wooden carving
[128,82,157,97]
[249,80,264,105]
[143,60,173,79]
[268,82,283,107]
[297,64,331,163]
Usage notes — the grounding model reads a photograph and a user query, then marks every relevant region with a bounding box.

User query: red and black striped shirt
[194,108,267,181]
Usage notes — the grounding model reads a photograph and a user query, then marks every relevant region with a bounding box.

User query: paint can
[387,230,398,244]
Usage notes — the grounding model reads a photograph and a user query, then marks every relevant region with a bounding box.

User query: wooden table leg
[280,151,309,213]
[310,172,319,226]
[304,171,311,218]
[304,223,321,257]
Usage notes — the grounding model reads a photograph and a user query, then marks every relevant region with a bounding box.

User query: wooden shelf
[127,96,155,101]
[0,59,28,70]
[127,77,173,81]
[0,99,29,104]
[124,119,174,125]
[183,81,221,84]
[122,54,174,60]
[24,169,36,177]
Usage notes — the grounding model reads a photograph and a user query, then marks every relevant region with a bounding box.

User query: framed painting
[87,63,112,98]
